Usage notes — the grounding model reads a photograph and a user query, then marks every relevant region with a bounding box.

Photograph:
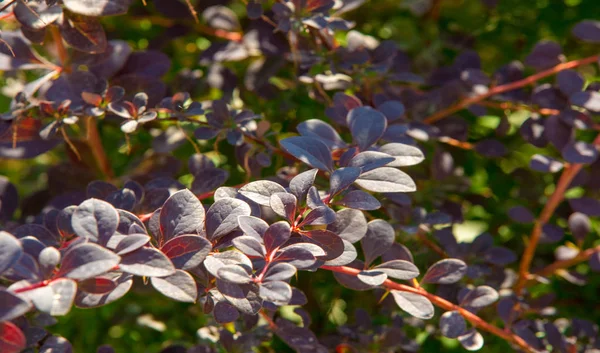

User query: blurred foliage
[2,0,600,352]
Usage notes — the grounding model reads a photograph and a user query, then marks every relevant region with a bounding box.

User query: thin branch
[320,265,536,353]
[86,117,114,180]
[50,26,68,69]
[514,133,600,294]
[416,226,447,258]
[423,54,600,124]
[477,101,560,116]
[130,16,243,42]
[184,0,199,23]
[533,245,600,278]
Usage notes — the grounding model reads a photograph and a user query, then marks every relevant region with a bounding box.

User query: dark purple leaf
[391,290,434,319]
[119,247,175,277]
[297,119,346,149]
[289,169,318,202]
[530,154,563,173]
[524,41,563,70]
[0,231,22,275]
[329,167,361,196]
[422,258,467,284]
[562,141,599,164]
[237,215,269,241]
[232,235,266,257]
[115,234,150,255]
[327,208,368,243]
[259,281,292,305]
[160,189,205,243]
[213,301,239,323]
[373,260,419,280]
[239,180,286,206]
[347,151,395,172]
[280,136,333,171]
[474,139,507,157]
[264,221,291,254]
[458,329,484,351]
[484,246,517,265]
[557,70,584,96]
[206,198,251,241]
[572,20,600,43]
[541,224,564,243]
[459,285,499,309]
[440,311,466,338]
[0,177,18,221]
[544,114,572,150]
[151,270,197,302]
[568,212,591,241]
[339,190,381,210]
[323,240,357,266]
[75,273,132,308]
[347,106,387,151]
[71,198,119,245]
[218,265,252,284]
[57,243,120,280]
[355,167,416,193]
[507,206,535,223]
[263,262,296,282]
[571,91,600,113]
[357,269,387,286]
[378,143,425,167]
[568,197,600,216]
[14,224,59,248]
[361,219,395,266]
[62,0,133,16]
[269,192,297,221]
[302,229,344,260]
[300,206,336,226]
[78,277,117,294]
[0,290,31,322]
[274,246,316,269]
[59,13,107,53]
[160,235,211,270]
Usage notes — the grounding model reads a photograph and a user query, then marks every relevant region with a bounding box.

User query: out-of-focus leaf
[0,290,31,321]
[440,311,466,338]
[0,231,22,275]
[0,321,27,353]
[62,0,133,16]
[59,13,107,53]
[458,329,484,351]
[422,258,467,284]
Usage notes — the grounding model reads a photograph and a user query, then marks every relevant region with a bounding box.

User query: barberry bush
[1,0,600,352]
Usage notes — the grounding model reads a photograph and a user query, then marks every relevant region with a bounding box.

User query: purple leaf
[378,143,424,167]
[0,231,22,275]
[0,290,32,322]
[237,216,269,241]
[507,206,535,223]
[530,154,563,173]
[329,167,361,196]
[161,235,212,270]
[264,221,291,254]
[289,169,318,202]
[355,167,416,193]
[357,270,387,286]
[422,258,467,284]
[259,281,292,305]
[301,229,344,260]
[568,212,591,241]
[71,199,119,245]
[572,20,600,43]
[458,329,484,351]
[239,180,286,206]
[115,234,150,255]
[459,285,499,309]
[339,190,381,210]
[218,265,252,284]
[440,311,466,338]
[206,198,251,241]
[57,243,120,281]
[347,106,387,151]
[297,119,347,149]
[280,136,333,171]
[373,260,419,280]
[327,208,368,243]
[391,290,434,319]
[263,262,296,282]
[347,151,395,172]
[213,301,239,323]
[232,235,266,257]
[159,189,205,243]
[299,206,336,226]
[571,91,600,113]
[568,197,600,216]
[151,270,198,302]
[361,219,395,266]
[474,139,507,158]
[562,141,599,164]
[119,247,175,277]
[62,0,133,16]
[269,192,297,221]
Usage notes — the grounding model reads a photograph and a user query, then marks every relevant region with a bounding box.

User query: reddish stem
[423,54,600,124]
[515,133,600,294]
[533,245,600,278]
[320,265,536,353]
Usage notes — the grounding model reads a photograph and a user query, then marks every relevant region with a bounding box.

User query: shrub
[1,1,600,352]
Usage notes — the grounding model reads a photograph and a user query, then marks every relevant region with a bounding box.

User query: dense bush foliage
[1,0,600,352]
